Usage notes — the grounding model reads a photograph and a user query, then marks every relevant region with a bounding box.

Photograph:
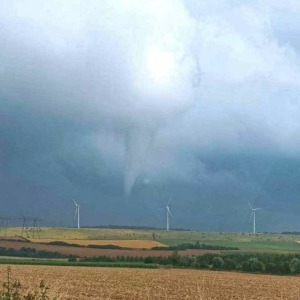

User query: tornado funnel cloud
[125,127,154,197]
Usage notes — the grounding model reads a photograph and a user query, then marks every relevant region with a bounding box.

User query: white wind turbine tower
[248,201,262,234]
[165,197,173,231]
[73,200,80,229]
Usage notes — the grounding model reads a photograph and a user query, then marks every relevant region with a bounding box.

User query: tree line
[0,246,74,259]
[1,246,300,275]
[81,252,300,275]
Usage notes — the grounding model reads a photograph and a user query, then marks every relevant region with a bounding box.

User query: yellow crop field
[0,265,299,299]
[30,239,166,249]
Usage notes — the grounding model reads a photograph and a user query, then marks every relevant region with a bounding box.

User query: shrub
[144,257,154,264]
[0,267,57,300]
[212,257,224,270]
[244,257,265,273]
[170,251,181,265]
[289,258,300,274]
[223,258,236,270]
[68,256,77,262]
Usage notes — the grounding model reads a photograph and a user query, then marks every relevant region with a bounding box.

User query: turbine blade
[167,207,173,217]
[74,207,78,218]
[167,196,172,206]
[73,199,78,206]
[249,211,254,221]
[248,201,253,210]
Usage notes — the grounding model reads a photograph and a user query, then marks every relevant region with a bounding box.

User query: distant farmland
[1,227,300,252]
[0,239,219,258]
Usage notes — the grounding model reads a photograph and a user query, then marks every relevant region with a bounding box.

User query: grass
[156,232,300,252]
[158,239,300,252]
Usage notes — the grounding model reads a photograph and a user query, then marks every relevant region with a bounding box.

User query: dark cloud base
[1,109,300,232]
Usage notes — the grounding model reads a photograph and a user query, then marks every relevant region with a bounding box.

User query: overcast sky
[0,0,300,231]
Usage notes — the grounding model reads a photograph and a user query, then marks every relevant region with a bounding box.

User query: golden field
[0,265,299,300]
[30,238,166,249]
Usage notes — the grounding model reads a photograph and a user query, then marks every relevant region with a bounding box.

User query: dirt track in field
[0,240,220,258]
[0,265,299,299]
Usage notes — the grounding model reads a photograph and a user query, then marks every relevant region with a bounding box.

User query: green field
[1,227,300,252]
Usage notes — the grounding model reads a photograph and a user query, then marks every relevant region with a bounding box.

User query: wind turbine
[165,197,173,231]
[73,200,80,229]
[248,201,262,234]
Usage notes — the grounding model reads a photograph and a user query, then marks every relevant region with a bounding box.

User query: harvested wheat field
[0,265,299,300]
[30,239,166,249]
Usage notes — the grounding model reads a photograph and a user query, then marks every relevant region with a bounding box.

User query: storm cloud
[0,0,300,231]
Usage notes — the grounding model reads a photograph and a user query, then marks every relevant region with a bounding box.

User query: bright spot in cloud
[147,45,175,84]
[143,178,151,184]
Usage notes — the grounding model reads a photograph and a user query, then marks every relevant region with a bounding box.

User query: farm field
[0,264,299,299]
[0,240,219,258]
[1,227,300,252]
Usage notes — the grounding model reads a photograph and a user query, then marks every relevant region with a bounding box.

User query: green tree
[289,258,300,274]
[223,258,236,270]
[246,257,265,273]
[170,251,181,265]
[212,257,224,270]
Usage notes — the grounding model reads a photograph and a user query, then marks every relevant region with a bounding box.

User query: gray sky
[0,0,300,231]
